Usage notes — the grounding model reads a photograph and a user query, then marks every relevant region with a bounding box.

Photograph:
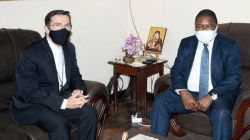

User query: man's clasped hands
[66,89,89,109]
[180,90,213,112]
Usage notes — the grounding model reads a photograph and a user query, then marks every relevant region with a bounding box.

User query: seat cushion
[0,81,15,111]
[177,112,213,136]
[0,110,48,140]
[0,129,31,140]
[0,110,78,140]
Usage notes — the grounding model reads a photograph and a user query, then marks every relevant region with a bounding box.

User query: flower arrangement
[122,34,145,55]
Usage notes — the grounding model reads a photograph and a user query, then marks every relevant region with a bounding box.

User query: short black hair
[195,9,218,25]
[45,10,71,26]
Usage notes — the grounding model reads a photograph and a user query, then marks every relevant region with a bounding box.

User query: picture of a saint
[146,31,163,52]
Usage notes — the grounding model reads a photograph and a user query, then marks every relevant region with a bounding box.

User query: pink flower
[122,34,144,55]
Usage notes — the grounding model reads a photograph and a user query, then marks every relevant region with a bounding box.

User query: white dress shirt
[176,38,215,94]
[47,37,67,109]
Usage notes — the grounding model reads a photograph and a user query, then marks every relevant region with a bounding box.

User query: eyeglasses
[195,24,216,30]
[49,23,72,30]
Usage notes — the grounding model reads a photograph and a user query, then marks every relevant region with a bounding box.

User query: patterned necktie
[199,44,209,98]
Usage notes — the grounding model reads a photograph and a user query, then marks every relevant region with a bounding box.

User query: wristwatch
[209,92,218,100]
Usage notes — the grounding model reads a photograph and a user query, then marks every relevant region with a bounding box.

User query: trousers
[35,105,98,140]
[150,88,236,140]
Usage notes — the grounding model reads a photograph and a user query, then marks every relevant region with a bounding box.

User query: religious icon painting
[145,27,167,54]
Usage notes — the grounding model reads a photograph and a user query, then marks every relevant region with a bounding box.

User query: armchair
[154,23,250,139]
[0,28,109,140]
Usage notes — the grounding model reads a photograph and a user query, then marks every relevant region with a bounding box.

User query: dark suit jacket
[171,34,242,98]
[8,37,86,125]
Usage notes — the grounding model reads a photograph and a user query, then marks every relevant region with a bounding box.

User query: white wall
[1,0,250,92]
[127,0,250,92]
[128,0,250,70]
[0,0,128,87]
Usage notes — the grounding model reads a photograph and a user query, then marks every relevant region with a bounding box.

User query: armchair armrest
[232,90,250,139]
[232,91,250,119]
[153,73,187,136]
[84,80,109,140]
[153,73,171,97]
[84,80,109,106]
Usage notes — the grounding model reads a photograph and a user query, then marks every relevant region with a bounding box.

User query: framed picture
[145,27,167,54]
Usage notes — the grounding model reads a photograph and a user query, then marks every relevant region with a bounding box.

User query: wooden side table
[108,59,167,113]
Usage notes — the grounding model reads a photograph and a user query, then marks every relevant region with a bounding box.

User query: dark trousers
[150,88,236,140]
[35,105,98,140]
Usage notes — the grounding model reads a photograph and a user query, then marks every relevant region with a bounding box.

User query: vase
[123,51,135,64]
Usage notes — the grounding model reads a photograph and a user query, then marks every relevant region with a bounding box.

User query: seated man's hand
[195,94,213,112]
[180,90,197,111]
[72,89,83,97]
[66,91,89,109]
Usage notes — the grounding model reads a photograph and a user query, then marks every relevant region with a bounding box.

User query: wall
[1,0,250,93]
[127,0,250,92]
[128,0,250,70]
[0,0,128,88]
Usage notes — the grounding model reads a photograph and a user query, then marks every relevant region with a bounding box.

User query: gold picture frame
[144,27,167,60]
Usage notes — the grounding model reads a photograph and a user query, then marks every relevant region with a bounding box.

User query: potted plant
[122,34,145,63]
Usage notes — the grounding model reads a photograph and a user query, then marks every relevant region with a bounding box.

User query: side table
[108,59,167,113]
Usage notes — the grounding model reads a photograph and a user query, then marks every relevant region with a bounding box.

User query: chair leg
[169,114,187,137]
[232,101,250,140]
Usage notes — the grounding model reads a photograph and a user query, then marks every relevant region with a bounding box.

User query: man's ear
[216,25,220,32]
[44,25,50,36]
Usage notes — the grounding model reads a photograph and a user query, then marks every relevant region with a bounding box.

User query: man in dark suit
[151,9,241,140]
[8,10,97,140]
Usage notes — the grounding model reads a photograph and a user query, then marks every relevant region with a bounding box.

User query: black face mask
[48,28,70,46]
